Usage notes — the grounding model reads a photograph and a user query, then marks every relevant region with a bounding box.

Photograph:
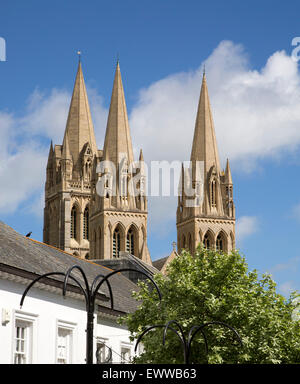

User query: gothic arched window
[113,228,121,258]
[216,232,227,252]
[126,227,135,255]
[182,234,186,249]
[203,233,210,249]
[97,227,102,259]
[188,233,192,251]
[93,230,97,257]
[71,206,77,239]
[211,180,217,207]
[216,234,223,251]
[83,206,89,240]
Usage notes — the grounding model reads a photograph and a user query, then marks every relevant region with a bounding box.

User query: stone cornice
[177,216,235,227]
[90,210,148,221]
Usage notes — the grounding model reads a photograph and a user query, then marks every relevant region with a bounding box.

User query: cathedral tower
[89,63,151,263]
[176,73,235,254]
[43,60,99,258]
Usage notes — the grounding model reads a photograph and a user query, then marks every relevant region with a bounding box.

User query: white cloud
[290,202,300,223]
[267,257,300,297]
[3,40,300,235]
[129,40,300,230]
[236,215,258,242]
[23,191,45,218]
[130,40,300,173]
[0,142,46,214]
[88,87,108,149]
[21,88,70,144]
[0,87,107,215]
[278,281,297,296]
[269,257,300,274]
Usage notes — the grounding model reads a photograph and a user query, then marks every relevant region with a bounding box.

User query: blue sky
[1,0,300,296]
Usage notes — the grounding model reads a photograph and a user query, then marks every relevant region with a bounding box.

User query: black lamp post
[20,265,161,364]
[20,264,242,364]
[135,320,243,364]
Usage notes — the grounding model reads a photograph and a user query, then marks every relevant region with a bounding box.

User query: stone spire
[89,62,150,264]
[63,61,97,165]
[176,73,235,256]
[139,149,144,162]
[46,140,54,168]
[224,158,233,184]
[103,62,134,166]
[62,131,72,160]
[43,60,98,258]
[190,73,221,174]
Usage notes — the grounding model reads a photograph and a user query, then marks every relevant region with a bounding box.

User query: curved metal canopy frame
[135,319,243,364]
[20,265,162,364]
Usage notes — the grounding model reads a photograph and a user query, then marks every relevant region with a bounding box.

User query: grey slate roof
[152,256,169,271]
[0,221,139,315]
[93,252,160,286]
[124,253,160,276]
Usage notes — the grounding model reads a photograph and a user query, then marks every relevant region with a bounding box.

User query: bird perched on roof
[25,232,32,238]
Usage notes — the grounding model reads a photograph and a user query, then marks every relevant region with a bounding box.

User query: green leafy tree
[120,247,300,364]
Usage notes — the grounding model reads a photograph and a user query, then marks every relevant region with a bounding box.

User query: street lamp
[135,319,243,364]
[20,265,161,364]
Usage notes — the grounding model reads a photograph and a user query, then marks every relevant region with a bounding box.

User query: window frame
[113,228,121,258]
[126,228,135,255]
[83,206,89,240]
[12,310,38,364]
[203,233,211,249]
[216,234,223,251]
[71,205,77,240]
[120,342,132,364]
[55,320,76,364]
[96,337,112,364]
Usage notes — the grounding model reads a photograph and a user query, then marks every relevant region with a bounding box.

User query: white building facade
[0,276,136,364]
[0,221,141,364]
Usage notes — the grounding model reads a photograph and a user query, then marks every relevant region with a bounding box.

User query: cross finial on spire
[116,52,120,66]
[203,63,206,76]
[77,50,82,63]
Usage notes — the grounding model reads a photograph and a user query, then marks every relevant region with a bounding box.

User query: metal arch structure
[135,319,243,364]
[20,265,162,364]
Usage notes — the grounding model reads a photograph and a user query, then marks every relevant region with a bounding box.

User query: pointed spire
[49,140,53,155]
[139,149,144,162]
[63,61,97,165]
[190,73,221,174]
[138,149,145,174]
[47,141,54,168]
[103,62,134,166]
[224,158,233,184]
[62,131,72,160]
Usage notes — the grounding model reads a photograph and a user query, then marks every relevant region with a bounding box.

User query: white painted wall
[0,278,136,364]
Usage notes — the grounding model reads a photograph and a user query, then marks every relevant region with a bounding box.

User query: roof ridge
[127,253,158,274]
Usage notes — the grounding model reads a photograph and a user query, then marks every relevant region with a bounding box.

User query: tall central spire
[103,62,134,166]
[62,61,97,165]
[190,73,221,174]
[89,62,151,264]
[176,72,235,257]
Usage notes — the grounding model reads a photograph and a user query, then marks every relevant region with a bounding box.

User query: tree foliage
[120,247,300,364]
